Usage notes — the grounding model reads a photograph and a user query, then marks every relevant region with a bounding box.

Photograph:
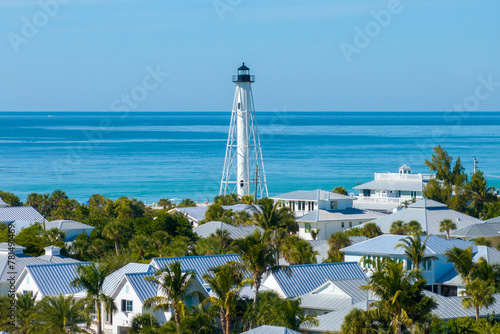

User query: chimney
[44,245,61,256]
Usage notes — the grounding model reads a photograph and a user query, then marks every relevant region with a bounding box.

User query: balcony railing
[232,75,255,82]
[374,173,435,181]
[355,196,403,204]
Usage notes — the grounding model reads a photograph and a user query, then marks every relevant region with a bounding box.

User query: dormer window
[330,201,338,210]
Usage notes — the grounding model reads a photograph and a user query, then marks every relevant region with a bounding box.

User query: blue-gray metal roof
[0,253,49,283]
[194,221,264,239]
[36,254,81,264]
[103,262,155,295]
[25,262,91,296]
[150,254,243,284]
[450,222,500,238]
[473,245,500,265]
[363,202,482,235]
[125,272,158,303]
[0,197,7,207]
[486,216,500,223]
[271,262,367,298]
[297,209,384,223]
[425,291,500,319]
[0,206,45,223]
[45,220,95,231]
[341,234,475,256]
[171,204,259,223]
[271,189,350,201]
[241,325,302,334]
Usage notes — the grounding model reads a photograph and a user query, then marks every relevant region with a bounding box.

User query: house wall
[64,228,93,241]
[15,272,43,301]
[261,274,286,298]
[298,220,369,241]
[111,281,149,334]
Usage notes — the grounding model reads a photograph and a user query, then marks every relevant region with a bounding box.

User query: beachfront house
[364,199,482,236]
[0,206,47,235]
[340,234,475,296]
[354,165,435,212]
[271,189,385,240]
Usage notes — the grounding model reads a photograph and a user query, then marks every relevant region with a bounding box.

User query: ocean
[0,111,499,204]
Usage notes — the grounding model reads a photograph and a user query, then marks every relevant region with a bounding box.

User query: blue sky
[1,0,499,111]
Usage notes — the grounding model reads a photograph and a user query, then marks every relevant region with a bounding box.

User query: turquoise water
[0,112,499,203]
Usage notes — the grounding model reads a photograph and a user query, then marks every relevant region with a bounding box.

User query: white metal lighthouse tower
[220,63,268,198]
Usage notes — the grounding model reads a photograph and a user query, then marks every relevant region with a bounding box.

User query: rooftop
[194,221,264,239]
[0,206,45,223]
[451,222,500,238]
[271,189,351,201]
[45,220,95,231]
[0,197,7,207]
[341,234,475,256]
[171,204,259,223]
[241,325,301,334]
[297,208,385,223]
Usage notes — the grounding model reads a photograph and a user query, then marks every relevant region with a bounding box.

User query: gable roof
[23,262,91,296]
[425,291,500,319]
[365,201,482,235]
[269,262,367,298]
[271,189,351,201]
[150,254,243,285]
[473,246,500,265]
[241,325,302,334]
[341,234,475,256]
[194,221,264,239]
[124,272,158,303]
[486,216,500,223]
[0,206,45,223]
[0,252,49,283]
[45,220,95,231]
[451,222,500,238]
[297,208,384,223]
[103,262,155,295]
[36,254,81,264]
[354,180,424,192]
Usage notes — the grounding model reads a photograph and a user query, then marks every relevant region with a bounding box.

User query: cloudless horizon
[1,0,499,112]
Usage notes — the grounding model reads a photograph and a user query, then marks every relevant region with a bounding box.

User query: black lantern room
[233,62,255,83]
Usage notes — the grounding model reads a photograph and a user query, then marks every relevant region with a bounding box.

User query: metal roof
[270,262,367,298]
[271,189,351,201]
[354,180,424,192]
[473,246,500,265]
[194,221,264,239]
[297,209,385,223]
[171,204,259,223]
[0,206,45,223]
[24,262,91,296]
[426,291,500,319]
[103,262,155,295]
[241,325,301,334]
[45,220,95,231]
[486,216,500,223]
[36,254,81,264]
[150,254,243,285]
[309,237,368,263]
[0,253,49,283]
[363,201,482,235]
[124,272,158,303]
[0,197,7,207]
[451,222,500,238]
[341,234,475,256]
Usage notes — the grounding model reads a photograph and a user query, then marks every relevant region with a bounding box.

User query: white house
[363,199,483,236]
[15,262,89,301]
[271,189,385,240]
[354,165,435,212]
[340,234,475,296]
[45,220,95,241]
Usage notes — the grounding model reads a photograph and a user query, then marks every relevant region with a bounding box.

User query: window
[305,223,311,233]
[349,222,352,228]
[125,285,129,294]
[406,259,413,270]
[238,103,241,109]
[341,222,344,228]
[363,189,371,197]
[422,259,432,271]
[330,201,338,210]
[121,300,133,312]
[26,276,29,284]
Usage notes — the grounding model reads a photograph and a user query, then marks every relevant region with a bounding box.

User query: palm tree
[241,195,255,205]
[150,231,172,257]
[129,313,160,334]
[406,220,422,235]
[37,295,86,333]
[129,234,151,260]
[390,220,407,235]
[70,263,116,334]
[231,230,278,304]
[143,261,202,327]
[340,308,374,334]
[327,232,351,262]
[395,233,438,271]
[251,198,297,233]
[211,229,232,252]
[362,260,423,334]
[15,291,38,333]
[461,279,496,321]
[180,304,219,334]
[281,235,318,265]
[102,220,124,256]
[439,219,457,239]
[444,247,475,284]
[202,262,250,334]
[278,298,319,330]
[361,222,382,238]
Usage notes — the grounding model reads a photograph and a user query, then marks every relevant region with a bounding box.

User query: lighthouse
[220,63,268,198]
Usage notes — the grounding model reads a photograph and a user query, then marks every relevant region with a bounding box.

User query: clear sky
[1,0,499,111]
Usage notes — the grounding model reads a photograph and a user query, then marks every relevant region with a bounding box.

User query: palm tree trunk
[476,306,479,321]
[173,301,181,327]
[219,308,227,334]
[225,309,231,334]
[446,230,450,240]
[253,275,261,304]
[96,300,102,334]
